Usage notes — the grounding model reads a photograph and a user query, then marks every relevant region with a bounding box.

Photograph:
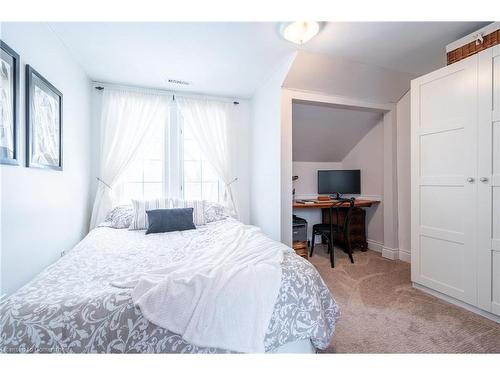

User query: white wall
[292,162,341,239]
[342,118,385,246]
[229,100,251,224]
[396,91,411,262]
[0,23,92,296]
[250,55,296,241]
[292,162,343,198]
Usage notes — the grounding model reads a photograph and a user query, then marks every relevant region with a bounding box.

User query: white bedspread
[112,220,288,353]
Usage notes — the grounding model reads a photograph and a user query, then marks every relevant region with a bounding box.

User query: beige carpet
[308,246,500,353]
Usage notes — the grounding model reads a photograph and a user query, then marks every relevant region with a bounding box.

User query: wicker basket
[292,241,309,259]
[447,24,500,65]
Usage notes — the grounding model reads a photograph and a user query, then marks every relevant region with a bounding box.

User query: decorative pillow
[204,202,230,223]
[145,208,196,234]
[98,205,133,229]
[171,198,206,226]
[129,198,173,230]
[129,198,206,230]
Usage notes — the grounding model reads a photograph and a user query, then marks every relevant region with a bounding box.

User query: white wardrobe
[411,45,500,320]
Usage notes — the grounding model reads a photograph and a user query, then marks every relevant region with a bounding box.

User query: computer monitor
[317,170,361,195]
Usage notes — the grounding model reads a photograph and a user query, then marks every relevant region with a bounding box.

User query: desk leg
[329,207,335,268]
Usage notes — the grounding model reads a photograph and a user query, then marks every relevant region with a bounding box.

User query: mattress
[0,219,340,353]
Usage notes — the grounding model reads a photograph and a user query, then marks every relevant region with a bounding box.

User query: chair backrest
[335,198,355,234]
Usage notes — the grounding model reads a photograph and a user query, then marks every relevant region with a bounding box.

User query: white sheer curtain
[89,89,169,229]
[176,97,238,216]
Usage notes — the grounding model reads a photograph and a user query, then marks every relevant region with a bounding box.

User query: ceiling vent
[167,78,190,86]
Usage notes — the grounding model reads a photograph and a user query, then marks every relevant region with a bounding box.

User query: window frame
[116,104,223,204]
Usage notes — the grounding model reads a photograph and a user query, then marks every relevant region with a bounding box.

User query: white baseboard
[366,239,383,253]
[368,242,411,263]
[413,283,500,323]
[398,248,411,263]
[382,246,399,260]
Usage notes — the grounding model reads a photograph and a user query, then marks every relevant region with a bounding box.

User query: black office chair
[309,198,355,265]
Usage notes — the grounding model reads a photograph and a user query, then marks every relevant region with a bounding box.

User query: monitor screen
[317,170,361,194]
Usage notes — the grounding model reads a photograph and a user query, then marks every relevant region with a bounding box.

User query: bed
[0,218,340,353]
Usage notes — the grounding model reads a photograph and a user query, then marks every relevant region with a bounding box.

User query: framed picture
[0,40,20,165]
[26,65,63,170]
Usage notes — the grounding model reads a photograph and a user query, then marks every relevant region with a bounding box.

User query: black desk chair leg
[347,250,354,263]
[329,243,335,268]
[310,232,316,257]
[329,207,335,268]
[346,230,354,263]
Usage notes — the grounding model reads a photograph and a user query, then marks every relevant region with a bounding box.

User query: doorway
[280,89,399,261]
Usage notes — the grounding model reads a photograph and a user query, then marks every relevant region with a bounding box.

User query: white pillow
[129,198,206,230]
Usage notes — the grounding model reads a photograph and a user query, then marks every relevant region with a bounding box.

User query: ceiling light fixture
[280,21,321,45]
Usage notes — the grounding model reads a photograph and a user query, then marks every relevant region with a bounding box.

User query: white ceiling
[292,102,383,162]
[48,22,293,99]
[302,22,489,76]
[48,21,489,98]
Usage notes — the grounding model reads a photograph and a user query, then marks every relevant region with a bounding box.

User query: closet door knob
[467,177,475,183]
[479,177,488,182]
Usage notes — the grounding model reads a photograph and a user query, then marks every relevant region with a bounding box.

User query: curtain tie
[96,177,112,190]
[226,177,238,187]
[224,177,238,199]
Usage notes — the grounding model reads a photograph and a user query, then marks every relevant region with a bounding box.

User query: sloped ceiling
[284,51,414,103]
[292,102,383,162]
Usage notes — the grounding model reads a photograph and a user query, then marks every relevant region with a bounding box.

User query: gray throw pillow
[145,208,196,234]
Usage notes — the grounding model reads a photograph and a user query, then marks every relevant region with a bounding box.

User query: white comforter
[112,220,290,353]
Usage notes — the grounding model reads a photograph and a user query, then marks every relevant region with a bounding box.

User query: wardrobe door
[478,46,500,315]
[411,55,478,305]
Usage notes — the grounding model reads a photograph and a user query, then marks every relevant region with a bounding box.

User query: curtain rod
[93,85,239,105]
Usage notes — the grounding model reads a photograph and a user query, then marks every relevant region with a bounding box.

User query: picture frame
[26,65,63,170]
[0,40,20,166]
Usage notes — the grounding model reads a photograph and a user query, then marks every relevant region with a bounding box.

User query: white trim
[382,110,399,253]
[0,293,6,301]
[367,239,383,253]
[413,283,500,323]
[446,22,500,52]
[398,248,411,263]
[283,88,395,112]
[371,244,411,262]
[382,246,399,260]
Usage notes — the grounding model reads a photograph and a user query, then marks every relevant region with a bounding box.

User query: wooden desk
[293,199,380,267]
[293,199,379,209]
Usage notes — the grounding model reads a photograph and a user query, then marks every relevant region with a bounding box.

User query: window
[116,107,223,205]
[116,123,165,204]
[182,119,223,203]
